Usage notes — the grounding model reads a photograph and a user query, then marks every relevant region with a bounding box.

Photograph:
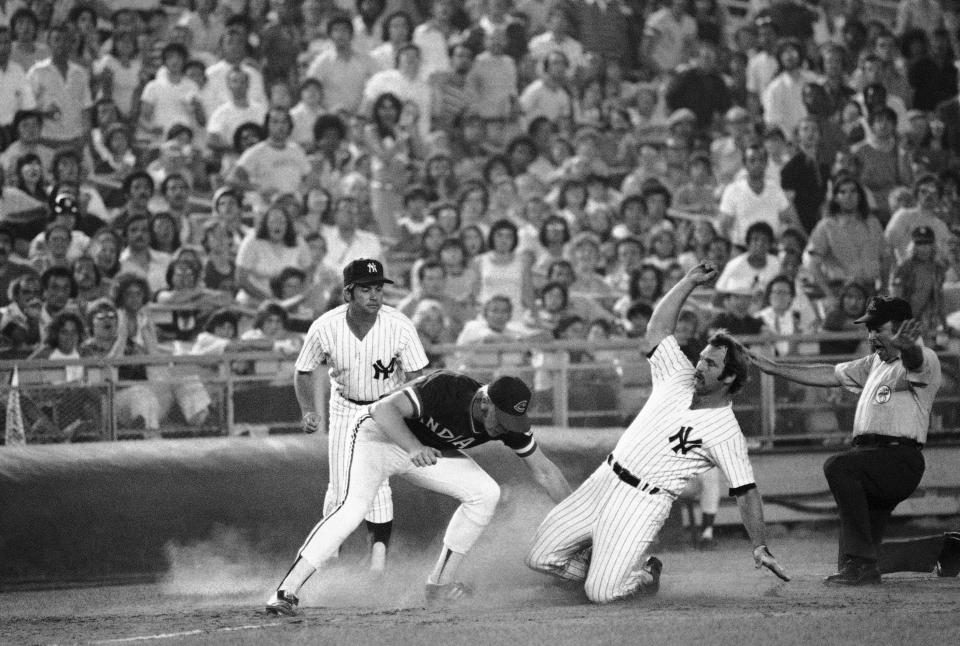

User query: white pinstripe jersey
[295,304,429,401]
[612,335,755,496]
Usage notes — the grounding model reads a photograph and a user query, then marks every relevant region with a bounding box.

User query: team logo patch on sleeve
[875,385,892,404]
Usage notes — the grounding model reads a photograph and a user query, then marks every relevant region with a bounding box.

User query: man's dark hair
[122,170,154,197]
[40,266,78,297]
[707,331,750,395]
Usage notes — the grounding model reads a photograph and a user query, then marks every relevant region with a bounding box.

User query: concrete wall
[2,430,958,584]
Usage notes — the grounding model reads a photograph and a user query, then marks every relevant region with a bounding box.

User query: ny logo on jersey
[372,358,397,380]
[669,426,702,454]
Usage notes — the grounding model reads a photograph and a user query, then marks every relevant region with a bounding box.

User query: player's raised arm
[646,261,718,348]
[747,351,842,387]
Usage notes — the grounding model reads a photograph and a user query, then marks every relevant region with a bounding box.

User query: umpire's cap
[343,258,394,287]
[487,375,533,433]
[854,296,912,327]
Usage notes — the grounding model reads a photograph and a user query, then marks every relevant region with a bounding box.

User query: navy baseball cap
[854,296,912,327]
[487,375,533,433]
[343,258,394,287]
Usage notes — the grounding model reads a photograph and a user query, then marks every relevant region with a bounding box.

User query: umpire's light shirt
[834,341,942,443]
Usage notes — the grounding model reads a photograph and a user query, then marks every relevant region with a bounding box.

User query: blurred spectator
[27,25,92,150]
[806,173,889,291]
[206,68,267,155]
[321,195,384,271]
[455,293,539,371]
[0,24,36,133]
[398,259,466,336]
[885,174,954,265]
[642,0,697,76]
[154,256,231,343]
[306,15,378,114]
[715,221,781,298]
[0,272,42,355]
[235,201,311,305]
[890,225,947,337]
[228,106,314,201]
[78,297,164,437]
[665,41,732,133]
[471,218,533,321]
[410,297,453,369]
[756,274,819,357]
[118,214,171,294]
[719,141,797,248]
[239,302,303,380]
[852,104,912,224]
[708,287,763,336]
[780,115,830,234]
[819,279,871,356]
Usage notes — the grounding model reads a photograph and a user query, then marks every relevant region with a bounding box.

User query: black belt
[852,434,923,449]
[607,454,661,494]
[345,397,377,405]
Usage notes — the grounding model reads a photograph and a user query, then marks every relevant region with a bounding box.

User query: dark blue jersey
[399,370,537,455]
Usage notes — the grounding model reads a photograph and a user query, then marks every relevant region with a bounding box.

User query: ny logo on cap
[367,262,378,273]
[514,400,528,414]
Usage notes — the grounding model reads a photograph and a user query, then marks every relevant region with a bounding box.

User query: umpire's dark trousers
[823,444,925,564]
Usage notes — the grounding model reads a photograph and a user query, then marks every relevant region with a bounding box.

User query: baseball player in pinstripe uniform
[526,262,790,603]
[265,370,571,615]
[294,258,429,573]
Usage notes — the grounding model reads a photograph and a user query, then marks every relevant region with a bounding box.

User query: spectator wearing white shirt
[307,15,378,113]
[91,29,141,119]
[745,13,779,114]
[229,106,314,200]
[519,50,572,128]
[362,43,432,137]
[289,77,325,152]
[719,142,798,248]
[527,6,584,77]
[0,24,35,132]
[139,43,201,140]
[206,67,267,154]
[26,24,92,150]
[205,24,267,109]
[761,37,820,139]
[412,0,456,77]
[642,0,697,77]
[321,195,384,273]
[715,221,783,297]
[369,10,413,71]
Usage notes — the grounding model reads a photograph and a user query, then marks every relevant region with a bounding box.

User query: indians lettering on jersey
[420,415,477,449]
[402,370,537,455]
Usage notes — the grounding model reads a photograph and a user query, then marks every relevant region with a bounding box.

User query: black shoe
[935,532,960,577]
[639,556,663,595]
[825,558,881,586]
[265,589,300,616]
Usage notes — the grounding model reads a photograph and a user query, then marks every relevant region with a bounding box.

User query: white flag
[5,365,26,447]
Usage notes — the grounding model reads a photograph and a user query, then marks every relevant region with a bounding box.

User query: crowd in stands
[1,0,960,435]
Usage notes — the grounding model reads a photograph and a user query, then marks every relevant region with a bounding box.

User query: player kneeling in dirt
[526,262,790,603]
[266,371,571,615]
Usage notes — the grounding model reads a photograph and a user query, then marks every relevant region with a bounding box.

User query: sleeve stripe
[402,388,421,418]
[514,438,537,457]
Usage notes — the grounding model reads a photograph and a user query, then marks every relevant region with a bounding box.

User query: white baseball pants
[325,396,392,524]
[298,415,501,569]
[526,464,673,603]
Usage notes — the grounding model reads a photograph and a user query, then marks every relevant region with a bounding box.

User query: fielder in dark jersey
[265,370,571,615]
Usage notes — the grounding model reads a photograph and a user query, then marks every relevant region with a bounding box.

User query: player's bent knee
[466,479,501,519]
[583,582,616,604]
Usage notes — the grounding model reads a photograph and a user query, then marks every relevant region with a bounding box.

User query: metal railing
[1,331,958,448]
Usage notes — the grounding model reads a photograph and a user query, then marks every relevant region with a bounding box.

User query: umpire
[751,296,942,585]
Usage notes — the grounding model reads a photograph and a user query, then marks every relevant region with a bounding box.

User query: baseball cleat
[824,559,881,586]
[639,556,663,595]
[935,532,960,577]
[265,589,300,616]
[425,581,473,606]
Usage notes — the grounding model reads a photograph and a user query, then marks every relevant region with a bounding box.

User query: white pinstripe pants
[299,415,501,569]
[526,464,673,603]
[325,395,392,524]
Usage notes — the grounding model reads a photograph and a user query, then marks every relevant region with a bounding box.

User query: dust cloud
[156,484,578,609]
